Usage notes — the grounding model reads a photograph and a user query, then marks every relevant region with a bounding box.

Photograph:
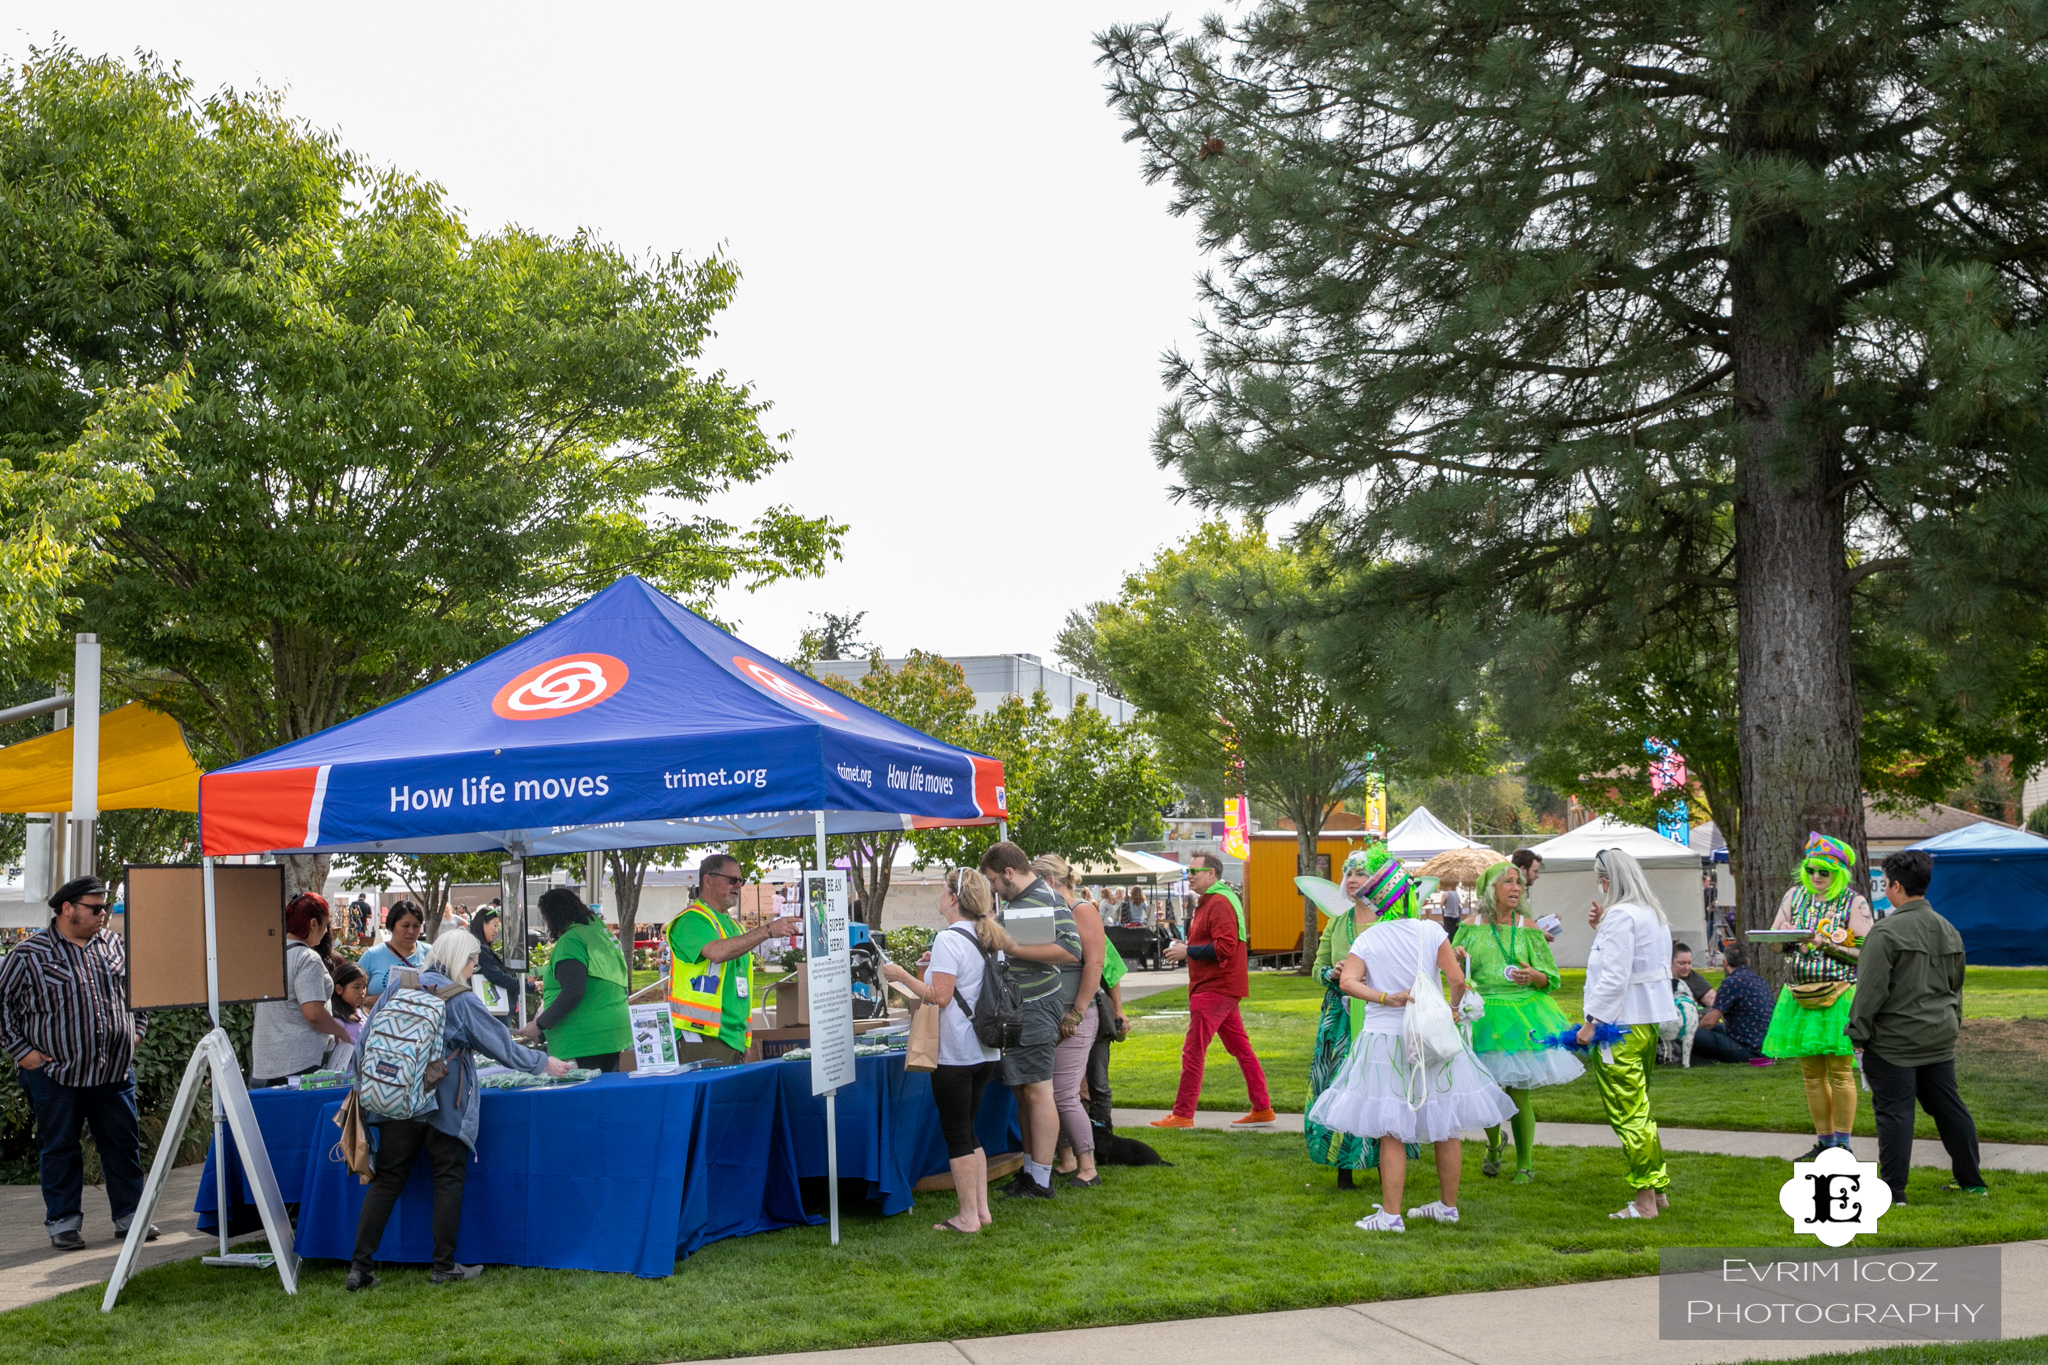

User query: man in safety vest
[1155,852,1274,1128]
[665,853,801,1066]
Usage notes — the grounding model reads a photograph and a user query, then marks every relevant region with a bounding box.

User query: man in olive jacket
[1847,850,1983,1203]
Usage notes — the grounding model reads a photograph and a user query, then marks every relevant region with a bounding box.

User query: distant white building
[811,653,1135,724]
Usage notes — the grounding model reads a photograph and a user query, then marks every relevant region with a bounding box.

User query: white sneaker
[1406,1200,1460,1224]
[1355,1203,1406,1233]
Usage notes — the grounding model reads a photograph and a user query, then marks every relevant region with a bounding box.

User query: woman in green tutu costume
[1306,846,1418,1188]
[1762,832,1874,1159]
[1453,862,1580,1183]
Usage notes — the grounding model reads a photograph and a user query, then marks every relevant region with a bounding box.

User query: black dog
[1092,1126,1173,1167]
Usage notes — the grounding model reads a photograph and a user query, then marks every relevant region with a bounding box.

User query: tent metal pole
[998,820,1008,844]
[69,634,99,881]
[203,855,227,1258]
[815,809,838,1247]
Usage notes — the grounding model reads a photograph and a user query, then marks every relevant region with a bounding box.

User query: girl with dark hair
[514,888,632,1070]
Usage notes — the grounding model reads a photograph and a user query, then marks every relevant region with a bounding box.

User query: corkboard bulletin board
[125,864,286,1011]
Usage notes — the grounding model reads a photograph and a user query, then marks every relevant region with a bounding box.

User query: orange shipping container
[1244,831,1379,954]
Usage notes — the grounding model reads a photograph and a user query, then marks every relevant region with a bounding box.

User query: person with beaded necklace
[1306,846,1420,1188]
[1452,861,1581,1184]
[1761,832,1875,1159]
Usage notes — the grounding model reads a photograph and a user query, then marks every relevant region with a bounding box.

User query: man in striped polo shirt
[0,876,154,1250]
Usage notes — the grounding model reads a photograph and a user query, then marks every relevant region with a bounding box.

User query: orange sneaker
[1148,1114,1196,1129]
[1232,1109,1279,1125]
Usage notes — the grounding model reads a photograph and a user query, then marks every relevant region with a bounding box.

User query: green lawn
[1113,969,2048,1143]
[1747,1343,2048,1365]
[11,1132,2044,1365]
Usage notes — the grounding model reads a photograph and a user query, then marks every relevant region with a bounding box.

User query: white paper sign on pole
[628,1001,680,1074]
[803,870,856,1096]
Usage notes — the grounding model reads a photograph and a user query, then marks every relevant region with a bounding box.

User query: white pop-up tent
[1385,806,1489,864]
[1523,818,1710,967]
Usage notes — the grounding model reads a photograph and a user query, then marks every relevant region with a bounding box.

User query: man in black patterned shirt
[0,876,154,1250]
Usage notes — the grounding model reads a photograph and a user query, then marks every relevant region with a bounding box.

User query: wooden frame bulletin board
[125,864,287,1011]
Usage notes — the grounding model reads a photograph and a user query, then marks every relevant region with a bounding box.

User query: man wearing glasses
[664,854,801,1066]
[0,875,155,1250]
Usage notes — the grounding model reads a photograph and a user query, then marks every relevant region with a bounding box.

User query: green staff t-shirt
[541,921,632,1060]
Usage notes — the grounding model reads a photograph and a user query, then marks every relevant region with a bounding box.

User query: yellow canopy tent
[0,701,202,813]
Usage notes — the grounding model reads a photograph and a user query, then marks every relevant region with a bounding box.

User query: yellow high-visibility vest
[666,901,744,1042]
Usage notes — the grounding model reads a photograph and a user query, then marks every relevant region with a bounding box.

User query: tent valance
[0,702,201,814]
[200,577,1005,857]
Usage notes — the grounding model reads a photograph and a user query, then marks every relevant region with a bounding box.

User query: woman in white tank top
[1305,862,1516,1234]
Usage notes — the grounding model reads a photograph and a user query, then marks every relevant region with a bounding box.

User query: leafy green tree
[1090,522,1395,958]
[1101,4,2048,928]
[345,852,504,940]
[908,692,1172,875]
[0,49,840,898]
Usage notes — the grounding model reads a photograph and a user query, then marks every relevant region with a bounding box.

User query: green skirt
[1762,985,1857,1058]
[1468,990,1573,1054]
[1304,983,1416,1170]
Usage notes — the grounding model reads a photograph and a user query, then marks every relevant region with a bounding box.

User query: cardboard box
[771,967,808,1028]
[746,1026,809,1062]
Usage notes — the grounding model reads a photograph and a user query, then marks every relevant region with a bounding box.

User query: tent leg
[826,1088,839,1247]
[202,855,227,1257]
[814,810,826,875]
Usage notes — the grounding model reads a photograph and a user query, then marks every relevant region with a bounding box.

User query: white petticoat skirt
[1307,1031,1520,1145]
[1473,1045,1585,1090]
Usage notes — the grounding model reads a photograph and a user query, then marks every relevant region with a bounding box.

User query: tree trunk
[279,853,330,906]
[848,832,898,927]
[1729,73,1866,988]
[606,849,650,975]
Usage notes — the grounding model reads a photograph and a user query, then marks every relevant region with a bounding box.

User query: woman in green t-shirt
[515,888,632,1070]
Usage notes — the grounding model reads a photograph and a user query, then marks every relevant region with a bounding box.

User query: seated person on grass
[1690,944,1774,1065]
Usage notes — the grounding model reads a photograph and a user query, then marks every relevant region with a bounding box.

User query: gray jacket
[353,970,550,1151]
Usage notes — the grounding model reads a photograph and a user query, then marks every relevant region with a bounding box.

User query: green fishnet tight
[1485,1088,1536,1169]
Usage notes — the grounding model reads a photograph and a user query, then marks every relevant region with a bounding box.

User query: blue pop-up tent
[200,576,1005,856]
[1907,821,2048,966]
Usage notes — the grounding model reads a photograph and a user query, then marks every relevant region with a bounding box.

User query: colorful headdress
[1803,832,1856,871]
[1356,846,1416,919]
[1341,848,1374,878]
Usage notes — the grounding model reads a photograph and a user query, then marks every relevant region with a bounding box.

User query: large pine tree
[1101,0,2048,927]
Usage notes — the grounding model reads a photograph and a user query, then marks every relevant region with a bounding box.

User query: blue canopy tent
[200,575,1005,857]
[1907,821,2048,966]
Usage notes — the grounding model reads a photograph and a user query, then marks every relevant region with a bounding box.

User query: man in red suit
[1152,852,1276,1128]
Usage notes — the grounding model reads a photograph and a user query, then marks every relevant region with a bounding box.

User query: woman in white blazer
[1578,847,1678,1219]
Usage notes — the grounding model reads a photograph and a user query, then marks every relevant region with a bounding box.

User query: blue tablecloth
[196,1052,1015,1276]
[775,1054,1018,1214]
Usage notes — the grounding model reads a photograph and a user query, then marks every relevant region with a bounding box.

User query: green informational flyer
[629,1001,680,1074]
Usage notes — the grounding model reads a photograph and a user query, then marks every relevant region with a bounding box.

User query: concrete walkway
[718,1239,2048,1365]
[1112,1108,2048,1173]
[0,1163,261,1313]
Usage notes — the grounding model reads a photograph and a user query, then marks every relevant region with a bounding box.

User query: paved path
[0,1163,247,1314]
[1111,1108,2048,1173]
[1110,971,1188,1004]
[712,1239,2047,1365]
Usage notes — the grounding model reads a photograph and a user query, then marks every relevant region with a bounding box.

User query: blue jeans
[15,1066,144,1235]
[1690,1024,1759,1064]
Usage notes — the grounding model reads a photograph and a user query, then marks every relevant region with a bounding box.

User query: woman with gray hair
[346,928,568,1291]
[1577,848,1678,1219]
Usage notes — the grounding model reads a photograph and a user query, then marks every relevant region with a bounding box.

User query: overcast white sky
[5,3,1218,664]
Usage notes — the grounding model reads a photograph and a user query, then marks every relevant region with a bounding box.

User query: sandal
[1481,1142,1502,1178]
[1655,1190,1669,1209]
[1510,1168,1535,1184]
[1609,1203,1648,1219]
[933,1219,978,1234]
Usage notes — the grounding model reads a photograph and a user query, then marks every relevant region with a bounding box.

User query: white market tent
[1523,818,1707,967]
[1385,806,1489,864]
